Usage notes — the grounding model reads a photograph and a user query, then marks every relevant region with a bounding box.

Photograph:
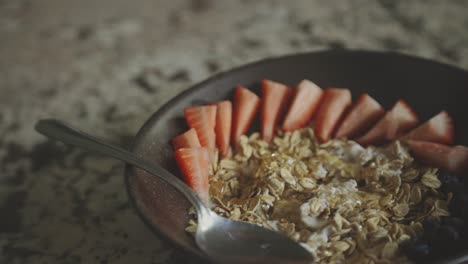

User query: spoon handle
[35,119,209,216]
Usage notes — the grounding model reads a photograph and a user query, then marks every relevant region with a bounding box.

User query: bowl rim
[123,49,468,262]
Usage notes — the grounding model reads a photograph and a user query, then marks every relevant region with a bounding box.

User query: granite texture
[0,0,467,263]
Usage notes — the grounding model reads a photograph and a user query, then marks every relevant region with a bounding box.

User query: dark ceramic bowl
[124,50,468,263]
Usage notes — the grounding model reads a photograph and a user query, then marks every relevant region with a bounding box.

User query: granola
[188,128,449,263]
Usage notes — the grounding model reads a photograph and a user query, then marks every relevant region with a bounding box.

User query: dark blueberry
[357,180,366,188]
[461,207,468,223]
[438,171,460,185]
[427,224,467,261]
[423,219,446,243]
[439,171,465,194]
[456,193,468,222]
[433,225,460,247]
[449,193,468,217]
[442,217,465,232]
[423,218,441,233]
[443,182,465,195]
[404,240,431,261]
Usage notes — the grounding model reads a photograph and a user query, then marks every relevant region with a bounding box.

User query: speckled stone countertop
[1,0,467,263]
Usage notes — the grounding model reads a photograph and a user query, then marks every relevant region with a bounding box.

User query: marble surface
[1,0,468,263]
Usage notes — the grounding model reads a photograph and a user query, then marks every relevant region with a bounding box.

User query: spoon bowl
[34,119,314,264]
[196,211,313,264]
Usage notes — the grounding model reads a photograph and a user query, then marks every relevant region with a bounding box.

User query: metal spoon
[35,119,314,264]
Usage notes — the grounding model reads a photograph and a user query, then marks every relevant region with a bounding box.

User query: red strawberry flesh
[184,105,217,148]
[335,93,385,139]
[400,111,454,145]
[282,79,323,132]
[231,85,261,144]
[175,147,210,204]
[357,99,419,146]
[261,79,292,142]
[407,140,468,176]
[314,88,352,143]
[172,128,202,149]
[214,100,232,157]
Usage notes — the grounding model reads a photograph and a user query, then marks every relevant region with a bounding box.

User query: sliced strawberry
[261,79,292,142]
[314,88,352,143]
[175,147,210,204]
[172,128,201,149]
[184,105,217,148]
[335,93,385,139]
[400,111,454,145]
[208,148,219,163]
[407,140,468,175]
[231,85,261,144]
[356,99,419,146]
[214,100,232,157]
[282,79,323,132]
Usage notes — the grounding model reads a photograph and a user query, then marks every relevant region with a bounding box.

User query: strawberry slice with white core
[172,128,201,149]
[282,79,323,132]
[335,93,385,139]
[400,111,454,145]
[407,140,468,176]
[175,147,211,204]
[357,99,419,146]
[314,88,352,143]
[184,105,217,148]
[231,85,261,144]
[261,79,292,142]
[214,100,232,157]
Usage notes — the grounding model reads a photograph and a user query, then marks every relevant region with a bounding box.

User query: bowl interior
[125,50,468,262]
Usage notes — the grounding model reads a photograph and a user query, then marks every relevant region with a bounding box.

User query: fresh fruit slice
[207,148,219,163]
[184,105,217,148]
[175,147,210,204]
[172,128,201,149]
[214,100,232,157]
[314,88,352,143]
[231,85,261,144]
[261,79,292,142]
[400,111,454,145]
[407,140,468,175]
[356,99,419,145]
[282,79,324,132]
[335,93,385,139]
